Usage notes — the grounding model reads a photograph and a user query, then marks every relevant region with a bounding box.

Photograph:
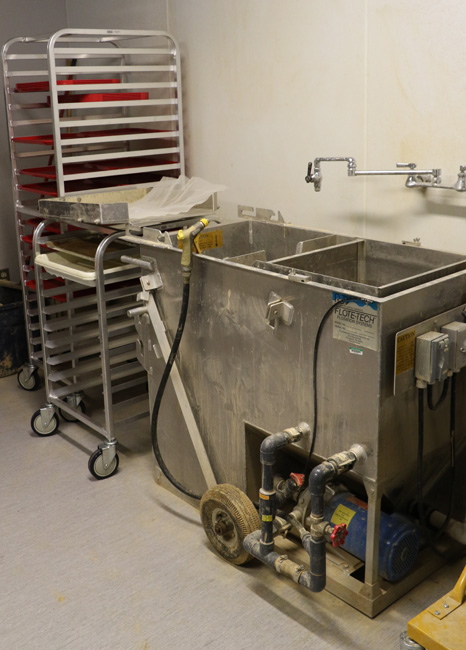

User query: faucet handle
[305,162,313,183]
[396,162,417,170]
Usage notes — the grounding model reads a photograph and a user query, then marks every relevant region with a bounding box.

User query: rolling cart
[30,219,149,478]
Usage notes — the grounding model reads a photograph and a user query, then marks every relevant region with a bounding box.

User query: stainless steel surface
[131,216,466,614]
[268,239,466,297]
[39,188,218,226]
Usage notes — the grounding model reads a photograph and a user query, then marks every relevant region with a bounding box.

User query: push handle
[450,565,466,604]
[120,255,154,271]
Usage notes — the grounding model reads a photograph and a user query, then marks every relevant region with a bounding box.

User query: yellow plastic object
[407,565,466,650]
[178,219,209,269]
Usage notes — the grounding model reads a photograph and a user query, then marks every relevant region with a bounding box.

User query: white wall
[168,0,466,255]
[65,0,167,31]
[3,0,466,276]
[0,0,68,280]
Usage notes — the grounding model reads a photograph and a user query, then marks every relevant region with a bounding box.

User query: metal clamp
[266,291,294,329]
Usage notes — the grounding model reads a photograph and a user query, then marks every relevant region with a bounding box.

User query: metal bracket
[39,403,55,428]
[99,440,117,470]
[65,391,83,409]
[21,364,36,382]
[266,291,294,329]
[427,594,462,620]
[238,205,285,224]
[139,267,163,292]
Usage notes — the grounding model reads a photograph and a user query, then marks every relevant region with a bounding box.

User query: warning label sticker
[178,229,224,253]
[333,302,379,351]
[395,329,416,376]
[330,504,357,527]
[195,229,223,252]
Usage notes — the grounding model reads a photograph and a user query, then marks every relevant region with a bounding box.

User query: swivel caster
[59,401,86,422]
[18,366,40,391]
[88,445,119,480]
[30,408,59,437]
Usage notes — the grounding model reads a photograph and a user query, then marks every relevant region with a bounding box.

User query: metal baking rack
[30,219,149,478]
[2,28,184,389]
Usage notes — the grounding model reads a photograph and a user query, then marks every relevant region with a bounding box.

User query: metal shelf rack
[30,220,149,478]
[2,28,184,388]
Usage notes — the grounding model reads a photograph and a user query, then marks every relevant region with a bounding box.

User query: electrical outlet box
[415,331,450,384]
[0,268,10,281]
[441,321,466,373]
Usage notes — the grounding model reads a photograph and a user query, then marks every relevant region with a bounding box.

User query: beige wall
[3,0,466,280]
[65,0,167,32]
[168,0,466,254]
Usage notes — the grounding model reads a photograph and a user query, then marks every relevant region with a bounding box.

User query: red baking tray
[15,79,120,92]
[12,128,171,145]
[19,170,180,197]
[21,157,178,179]
[54,92,148,103]
[26,219,79,233]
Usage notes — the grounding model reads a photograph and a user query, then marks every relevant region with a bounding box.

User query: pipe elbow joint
[309,461,336,496]
[260,432,289,465]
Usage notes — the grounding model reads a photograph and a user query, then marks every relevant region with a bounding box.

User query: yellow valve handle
[178,219,209,269]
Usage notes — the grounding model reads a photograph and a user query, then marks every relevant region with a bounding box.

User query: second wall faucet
[305,158,466,193]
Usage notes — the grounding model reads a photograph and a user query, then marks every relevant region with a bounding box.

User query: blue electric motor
[324,491,420,582]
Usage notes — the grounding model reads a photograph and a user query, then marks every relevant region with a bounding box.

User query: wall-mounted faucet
[305,157,466,193]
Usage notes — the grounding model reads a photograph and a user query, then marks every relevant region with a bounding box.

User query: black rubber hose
[304,300,346,481]
[150,281,203,501]
[417,379,457,554]
[433,372,456,540]
[417,387,427,533]
[427,377,450,411]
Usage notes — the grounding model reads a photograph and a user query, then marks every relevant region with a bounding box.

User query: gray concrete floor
[1,373,464,649]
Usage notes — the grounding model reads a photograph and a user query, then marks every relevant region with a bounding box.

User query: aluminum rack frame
[2,28,184,389]
[31,220,149,478]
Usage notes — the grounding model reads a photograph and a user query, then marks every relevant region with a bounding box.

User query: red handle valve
[289,472,305,488]
[330,523,348,548]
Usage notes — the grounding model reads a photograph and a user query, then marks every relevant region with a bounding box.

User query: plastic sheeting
[127,175,227,224]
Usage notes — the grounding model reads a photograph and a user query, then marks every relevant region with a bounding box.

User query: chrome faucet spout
[453,166,466,192]
[305,157,357,191]
[305,157,451,193]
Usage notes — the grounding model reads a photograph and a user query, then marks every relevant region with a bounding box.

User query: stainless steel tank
[131,215,466,616]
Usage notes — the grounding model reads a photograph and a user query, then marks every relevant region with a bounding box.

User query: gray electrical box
[415,331,450,384]
[441,321,466,373]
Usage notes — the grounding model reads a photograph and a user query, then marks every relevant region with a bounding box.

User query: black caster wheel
[18,368,40,391]
[88,448,119,480]
[59,401,86,422]
[200,484,261,565]
[30,409,59,437]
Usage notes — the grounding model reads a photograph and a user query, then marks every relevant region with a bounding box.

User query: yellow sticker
[195,230,223,252]
[178,230,224,252]
[331,504,356,527]
[259,493,270,500]
[262,515,273,522]
[395,329,416,376]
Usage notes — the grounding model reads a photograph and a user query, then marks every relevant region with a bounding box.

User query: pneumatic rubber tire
[200,484,261,565]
